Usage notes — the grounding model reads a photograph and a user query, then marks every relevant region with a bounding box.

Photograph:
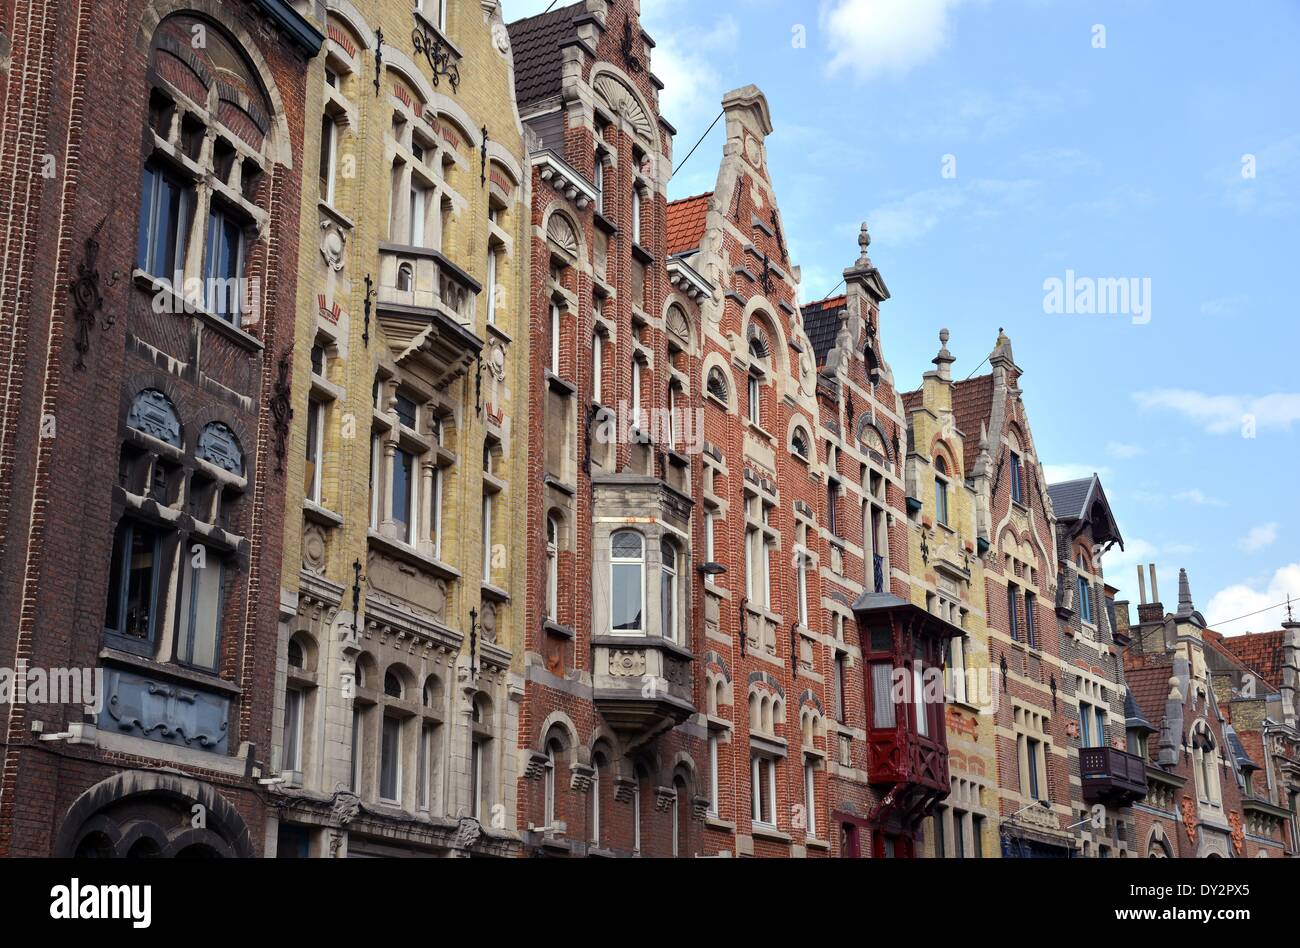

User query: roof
[1125,664,1175,741]
[666,192,711,255]
[800,295,846,367]
[901,389,922,416]
[1224,725,1259,771]
[951,374,995,474]
[506,3,582,111]
[1214,629,1288,690]
[1048,474,1123,549]
[1125,687,1158,734]
[1047,478,1092,520]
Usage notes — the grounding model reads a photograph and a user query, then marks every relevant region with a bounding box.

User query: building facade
[509,0,713,857]
[0,0,320,856]
[267,0,530,857]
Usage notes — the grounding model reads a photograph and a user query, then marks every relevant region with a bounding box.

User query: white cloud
[1133,388,1300,435]
[1172,489,1226,508]
[1238,522,1278,553]
[867,178,1039,246]
[1105,441,1143,459]
[1043,463,1108,483]
[1206,563,1300,633]
[1221,133,1300,215]
[822,0,969,81]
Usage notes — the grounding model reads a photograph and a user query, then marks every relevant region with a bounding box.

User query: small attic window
[706,366,729,404]
[791,427,810,461]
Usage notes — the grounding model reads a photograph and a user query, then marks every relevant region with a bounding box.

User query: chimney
[1137,564,1164,624]
[1136,565,1146,604]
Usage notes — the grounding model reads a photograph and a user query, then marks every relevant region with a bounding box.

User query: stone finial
[1177,568,1194,616]
[932,328,956,381]
[856,222,872,266]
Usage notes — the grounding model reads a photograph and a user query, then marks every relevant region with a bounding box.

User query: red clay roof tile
[665,192,712,256]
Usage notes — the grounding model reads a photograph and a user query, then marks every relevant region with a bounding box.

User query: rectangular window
[631,187,641,243]
[417,723,434,811]
[593,154,604,214]
[630,358,642,427]
[137,163,191,278]
[871,662,896,728]
[177,553,222,670]
[834,652,847,723]
[104,521,163,644]
[1024,591,1036,648]
[470,738,484,820]
[796,554,808,627]
[1026,738,1041,800]
[1010,452,1023,504]
[430,467,443,560]
[305,398,324,503]
[744,527,757,601]
[1080,701,1093,747]
[949,635,967,704]
[481,493,493,583]
[592,332,604,403]
[319,113,337,204]
[203,206,245,321]
[935,476,948,526]
[912,654,929,738]
[934,811,946,857]
[804,761,817,838]
[827,480,838,535]
[954,810,967,859]
[747,373,761,426]
[704,511,715,579]
[1078,574,1093,623]
[392,448,417,544]
[409,184,429,246]
[751,754,776,826]
[973,815,985,857]
[379,715,402,803]
[485,249,498,325]
[1095,707,1107,748]
[350,707,363,793]
[1007,583,1020,641]
[708,733,720,816]
[283,688,303,772]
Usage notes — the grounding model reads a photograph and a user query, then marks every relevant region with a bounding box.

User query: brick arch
[136,1,294,168]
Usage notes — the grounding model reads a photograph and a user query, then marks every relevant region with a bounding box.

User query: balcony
[852,591,962,819]
[1079,746,1147,804]
[591,635,695,737]
[374,242,483,386]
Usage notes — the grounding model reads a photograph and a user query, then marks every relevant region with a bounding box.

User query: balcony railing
[1079,746,1147,804]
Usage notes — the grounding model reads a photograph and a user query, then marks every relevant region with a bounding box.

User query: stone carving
[197,421,243,474]
[128,389,182,446]
[302,523,327,571]
[479,601,496,643]
[430,578,448,621]
[99,667,229,753]
[491,21,510,54]
[1228,811,1244,854]
[546,212,579,258]
[594,74,652,143]
[609,649,646,678]
[1180,796,1198,845]
[456,816,483,849]
[320,219,347,272]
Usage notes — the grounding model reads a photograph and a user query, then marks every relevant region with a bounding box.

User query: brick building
[1120,567,1298,857]
[0,0,321,856]
[264,0,530,857]
[508,0,712,857]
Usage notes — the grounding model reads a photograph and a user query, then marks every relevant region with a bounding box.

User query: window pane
[611,563,642,631]
[283,688,302,771]
[380,715,401,801]
[392,448,414,540]
[305,399,322,501]
[136,166,156,271]
[106,521,161,642]
[871,663,896,728]
[180,557,222,670]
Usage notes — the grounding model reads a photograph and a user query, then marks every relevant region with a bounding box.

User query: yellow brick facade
[270,0,529,857]
[906,334,1000,858]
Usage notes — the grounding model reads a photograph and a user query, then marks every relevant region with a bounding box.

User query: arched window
[470,696,490,821]
[287,639,304,669]
[384,671,403,699]
[671,775,688,857]
[590,750,607,847]
[543,736,564,828]
[633,764,647,855]
[546,514,560,622]
[610,530,644,634]
[397,262,413,292]
[661,537,678,643]
[934,454,950,527]
[791,427,810,460]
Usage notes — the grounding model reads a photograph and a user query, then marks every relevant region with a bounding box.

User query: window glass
[611,531,644,632]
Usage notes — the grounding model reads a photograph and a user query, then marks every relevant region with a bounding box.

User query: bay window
[660,537,678,642]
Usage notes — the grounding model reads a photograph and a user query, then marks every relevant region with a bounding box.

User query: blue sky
[502,0,1300,634]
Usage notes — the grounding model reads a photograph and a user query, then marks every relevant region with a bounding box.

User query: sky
[501,0,1300,636]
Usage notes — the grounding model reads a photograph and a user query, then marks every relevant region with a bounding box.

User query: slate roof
[666,192,711,255]
[800,295,846,367]
[1215,630,1288,690]
[507,3,582,111]
[1125,687,1158,734]
[950,374,995,474]
[1047,478,1093,520]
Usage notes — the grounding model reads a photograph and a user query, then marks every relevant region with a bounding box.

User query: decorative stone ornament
[320,219,347,271]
